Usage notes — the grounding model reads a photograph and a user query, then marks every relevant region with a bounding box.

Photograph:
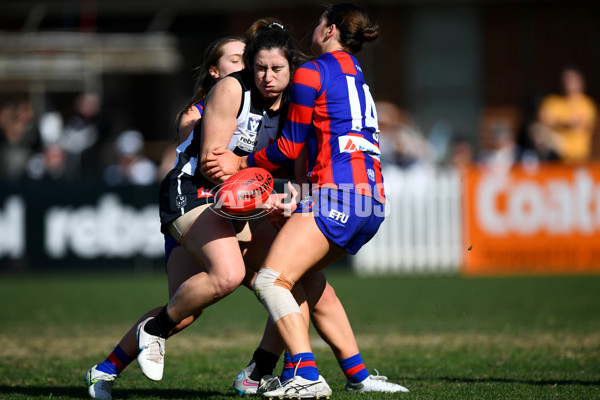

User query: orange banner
[462,164,600,275]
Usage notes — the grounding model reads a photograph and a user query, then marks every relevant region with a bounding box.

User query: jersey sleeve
[248,61,322,170]
[194,101,204,116]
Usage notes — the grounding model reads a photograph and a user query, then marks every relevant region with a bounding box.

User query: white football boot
[256,375,282,395]
[136,317,166,381]
[345,370,409,393]
[85,365,117,399]
[261,375,331,399]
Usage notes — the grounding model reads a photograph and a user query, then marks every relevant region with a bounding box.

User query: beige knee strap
[253,268,301,321]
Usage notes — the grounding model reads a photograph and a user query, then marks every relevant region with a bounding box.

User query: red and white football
[215,167,274,215]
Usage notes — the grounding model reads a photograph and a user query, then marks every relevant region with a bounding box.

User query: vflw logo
[247,114,262,133]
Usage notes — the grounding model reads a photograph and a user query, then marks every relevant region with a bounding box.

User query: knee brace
[253,268,302,321]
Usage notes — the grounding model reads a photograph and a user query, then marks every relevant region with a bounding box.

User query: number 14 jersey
[249,50,385,203]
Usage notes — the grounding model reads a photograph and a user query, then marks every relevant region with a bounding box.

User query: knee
[254,268,301,321]
[211,267,245,299]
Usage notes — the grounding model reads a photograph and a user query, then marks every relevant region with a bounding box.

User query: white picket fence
[352,165,463,275]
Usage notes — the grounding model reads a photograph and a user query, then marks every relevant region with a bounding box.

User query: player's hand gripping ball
[215,168,274,216]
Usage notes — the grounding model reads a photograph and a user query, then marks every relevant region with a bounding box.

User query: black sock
[250,347,280,380]
[144,306,178,337]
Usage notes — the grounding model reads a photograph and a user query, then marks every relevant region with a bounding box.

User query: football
[215,167,274,215]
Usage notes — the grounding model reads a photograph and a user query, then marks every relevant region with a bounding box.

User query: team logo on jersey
[367,169,376,182]
[176,194,187,208]
[339,136,381,161]
[246,114,262,133]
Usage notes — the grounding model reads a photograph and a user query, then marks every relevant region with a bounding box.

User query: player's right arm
[200,76,242,184]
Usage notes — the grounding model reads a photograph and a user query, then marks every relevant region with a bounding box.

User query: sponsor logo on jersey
[197,188,214,199]
[328,209,349,225]
[339,136,381,161]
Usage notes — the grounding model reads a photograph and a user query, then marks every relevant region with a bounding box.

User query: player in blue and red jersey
[206,3,408,398]
[248,34,385,205]
[87,17,407,400]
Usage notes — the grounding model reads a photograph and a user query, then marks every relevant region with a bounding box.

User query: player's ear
[208,65,220,79]
[326,23,336,39]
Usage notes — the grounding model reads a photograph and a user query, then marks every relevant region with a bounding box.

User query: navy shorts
[296,188,386,255]
[164,235,181,265]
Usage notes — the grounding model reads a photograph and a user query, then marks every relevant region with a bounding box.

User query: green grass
[0,270,599,399]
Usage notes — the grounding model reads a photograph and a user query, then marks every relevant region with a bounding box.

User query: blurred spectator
[28,111,67,180]
[526,120,561,163]
[536,66,597,164]
[478,121,521,172]
[376,101,432,168]
[447,135,474,173]
[103,129,158,186]
[376,101,435,203]
[513,93,560,167]
[62,92,104,179]
[0,94,39,182]
[28,92,106,181]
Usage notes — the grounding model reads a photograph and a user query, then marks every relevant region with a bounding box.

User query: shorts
[297,188,385,255]
[164,235,181,264]
[163,217,254,265]
[160,168,267,264]
[159,168,216,236]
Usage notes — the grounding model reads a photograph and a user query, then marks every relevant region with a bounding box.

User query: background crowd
[1,64,597,186]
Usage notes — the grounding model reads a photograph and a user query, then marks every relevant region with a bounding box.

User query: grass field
[0,269,599,399]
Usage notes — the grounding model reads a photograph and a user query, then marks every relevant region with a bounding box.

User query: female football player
[204,4,408,398]
[85,35,246,399]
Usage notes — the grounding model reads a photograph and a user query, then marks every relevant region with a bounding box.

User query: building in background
[1,0,599,273]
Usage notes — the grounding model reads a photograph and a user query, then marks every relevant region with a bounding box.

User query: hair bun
[362,25,379,42]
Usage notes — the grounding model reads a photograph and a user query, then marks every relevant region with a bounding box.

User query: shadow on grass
[0,385,228,398]
[437,377,600,386]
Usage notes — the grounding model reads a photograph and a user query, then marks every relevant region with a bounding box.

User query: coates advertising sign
[463,164,600,275]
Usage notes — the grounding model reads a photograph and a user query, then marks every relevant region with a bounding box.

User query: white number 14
[346,76,379,134]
